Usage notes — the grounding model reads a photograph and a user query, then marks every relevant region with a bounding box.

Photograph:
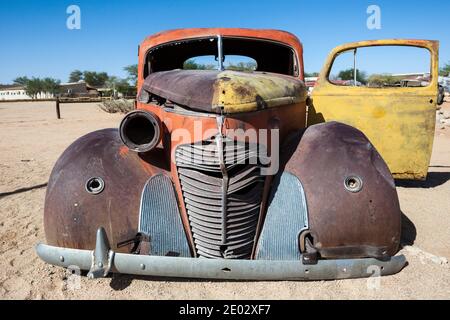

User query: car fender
[44,128,169,252]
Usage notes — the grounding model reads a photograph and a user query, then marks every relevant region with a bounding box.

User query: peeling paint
[310,39,439,180]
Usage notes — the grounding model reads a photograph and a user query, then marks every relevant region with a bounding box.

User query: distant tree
[105,76,119,98]
[440,62,450,76]
[226,61,257,72]
[184,59,259,71]
[367,74,398,87]
[124,64,138,85]
[183,59,200,70]
[83,71,109,87]
[24,78,44,99]
[13,76,30,86]
[183,59,216,70]
[69,70,84,83]
[105,76,136,98]
[42,78,61,97]
[21,77,59,99]
[304,72,319,77]
[116,78,136,96]
[106,76,118,86]
[338,68,367,84]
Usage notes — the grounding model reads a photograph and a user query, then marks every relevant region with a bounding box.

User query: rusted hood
[142,70,307,113]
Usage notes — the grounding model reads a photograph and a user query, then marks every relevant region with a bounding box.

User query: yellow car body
[310,39,439,180]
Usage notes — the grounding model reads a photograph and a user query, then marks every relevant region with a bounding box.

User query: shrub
[99,99,134,113]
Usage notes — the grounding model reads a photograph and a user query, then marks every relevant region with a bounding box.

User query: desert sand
[0,101,449,299]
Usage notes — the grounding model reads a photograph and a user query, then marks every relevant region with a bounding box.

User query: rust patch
[234,85,254,98]
[282,122,401,259]
[119,145,129,157]
[44,129,168,252]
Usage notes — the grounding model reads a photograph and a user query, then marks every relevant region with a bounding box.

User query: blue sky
[0,0,449,83]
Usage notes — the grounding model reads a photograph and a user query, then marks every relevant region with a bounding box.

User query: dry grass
[99,99,135,114]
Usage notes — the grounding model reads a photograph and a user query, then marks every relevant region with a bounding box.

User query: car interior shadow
[395,171,450,188]
[305,99,326,126]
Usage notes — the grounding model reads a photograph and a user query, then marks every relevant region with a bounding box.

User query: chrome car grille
[175,136,267,259]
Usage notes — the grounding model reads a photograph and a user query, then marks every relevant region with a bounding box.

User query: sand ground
[0,101,449,300]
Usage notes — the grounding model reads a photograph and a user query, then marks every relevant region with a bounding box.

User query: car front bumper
[35,229,406,281]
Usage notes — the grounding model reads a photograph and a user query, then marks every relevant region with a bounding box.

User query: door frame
[312,39,439,99]
[309,39,439,180]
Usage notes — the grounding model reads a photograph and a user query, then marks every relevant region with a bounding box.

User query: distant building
[59,81,99,97]
[0,85,53,100]
[391,72,430,80]
[0,85,31,100]
[0,81,101,101]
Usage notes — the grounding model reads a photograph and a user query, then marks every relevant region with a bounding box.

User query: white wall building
[0,85,54,100]
[0,85,31,100]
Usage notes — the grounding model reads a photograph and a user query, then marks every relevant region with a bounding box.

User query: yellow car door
[309,40,439,180]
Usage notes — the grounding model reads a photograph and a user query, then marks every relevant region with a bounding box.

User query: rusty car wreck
[36,28,440,280]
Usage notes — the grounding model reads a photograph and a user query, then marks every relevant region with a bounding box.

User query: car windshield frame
[144,35,299,78]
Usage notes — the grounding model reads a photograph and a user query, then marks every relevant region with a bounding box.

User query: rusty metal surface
[255,171,309,260]
[119,110,162,153]
[42,29,413,268]
[175,136,266,259]
[137,102,307,256]
[282,122,401,259]
[44,128,169,253]
[138,28,306,89]
[143,70,217,112]
[310,39,439,180]
[142,69,306,114]
[138,174,191,257]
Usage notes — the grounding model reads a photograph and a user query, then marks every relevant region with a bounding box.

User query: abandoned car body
[36,29,439,280]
